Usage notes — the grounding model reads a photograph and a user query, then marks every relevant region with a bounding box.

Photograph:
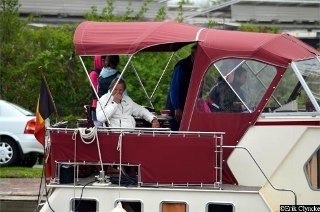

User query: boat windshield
[293,57,320,107]
[264,57,320,113]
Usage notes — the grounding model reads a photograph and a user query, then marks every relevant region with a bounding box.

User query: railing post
[214,134,223,189]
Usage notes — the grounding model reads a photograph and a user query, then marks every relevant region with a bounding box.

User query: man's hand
[152,118,160,128]
[113,93,122,103]
[174,108,182,122]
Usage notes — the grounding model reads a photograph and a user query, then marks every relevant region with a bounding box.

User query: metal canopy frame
[78,50,177,123]
[214,60,252,112]
[291,61,320,112]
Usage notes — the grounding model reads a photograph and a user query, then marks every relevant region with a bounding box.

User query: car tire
[0,138,19,167]
[19,153,38,167]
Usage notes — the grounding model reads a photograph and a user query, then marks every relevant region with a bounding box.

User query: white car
[0,100,44,167]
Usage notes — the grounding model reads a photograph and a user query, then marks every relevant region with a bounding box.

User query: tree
[0,0,177,122]
[83,0,153,22]
[176,1,184,23]
[0,0,88,119]
[0,0,20,44]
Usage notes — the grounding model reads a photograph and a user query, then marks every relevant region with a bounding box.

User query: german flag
[35,78,54,146]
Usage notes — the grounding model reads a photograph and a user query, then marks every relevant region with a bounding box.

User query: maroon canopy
[74,21,202,55]
[74,21,319,65]
[197,29,318,68]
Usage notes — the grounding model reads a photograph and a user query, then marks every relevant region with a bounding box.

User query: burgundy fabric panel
[50,132,121,178]
[121,134,215,184]
[50,132,120,162]
[181,44,212,131]
[50,131,216,184]
[200,29,278,55]
[254,34,318,67]
[74,21,200,55]
[187,112,253,184]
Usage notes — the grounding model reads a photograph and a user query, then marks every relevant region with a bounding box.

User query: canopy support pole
[108,54,134,97]
[129,60,154,109]
[214,60,251,112]
[151,52,175,99]
[79,56,110,125]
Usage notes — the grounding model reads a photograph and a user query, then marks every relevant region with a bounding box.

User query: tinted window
[70,198,97,212]
[207,203,234,212]
[116,200,142,212]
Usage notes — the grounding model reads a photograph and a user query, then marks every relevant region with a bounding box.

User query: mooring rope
[78,127,97,144]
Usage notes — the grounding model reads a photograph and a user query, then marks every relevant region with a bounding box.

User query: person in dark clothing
[230,67,247,101]
[166,45,197,130]
[208,67,247,112]
[208,77,235,112]
[98,55,122,97]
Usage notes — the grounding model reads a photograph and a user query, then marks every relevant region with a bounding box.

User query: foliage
[155,6,166,22]
[239,23,279,33]
[135,0,152,20]
[121,48,192,108]
[0,0,177,122]
[0,20,88,116]
[176,1,184,23]
[83,0,152,22]
[0,0,91,117]
[207,20,218,29]
[60,114,84,128]
[0,167,43,178]
[0,0,20,44]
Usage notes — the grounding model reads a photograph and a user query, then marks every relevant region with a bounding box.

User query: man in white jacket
[96,78,160,128]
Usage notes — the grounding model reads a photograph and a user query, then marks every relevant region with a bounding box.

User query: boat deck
[48,172,261,193]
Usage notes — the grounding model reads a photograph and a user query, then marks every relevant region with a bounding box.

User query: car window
[0,101,34,117]
[10,102,34,116]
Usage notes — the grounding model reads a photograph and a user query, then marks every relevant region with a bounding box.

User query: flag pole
[38,66,59,122]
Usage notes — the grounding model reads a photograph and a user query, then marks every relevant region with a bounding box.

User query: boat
[38,21,320,212]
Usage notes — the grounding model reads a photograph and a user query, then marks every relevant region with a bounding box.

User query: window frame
[205,202,235,212]
[160,200,189,212]
[304,146,320,191]
[70,197,99,212]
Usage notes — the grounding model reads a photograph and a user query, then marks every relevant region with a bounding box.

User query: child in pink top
[89,56,103,126]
